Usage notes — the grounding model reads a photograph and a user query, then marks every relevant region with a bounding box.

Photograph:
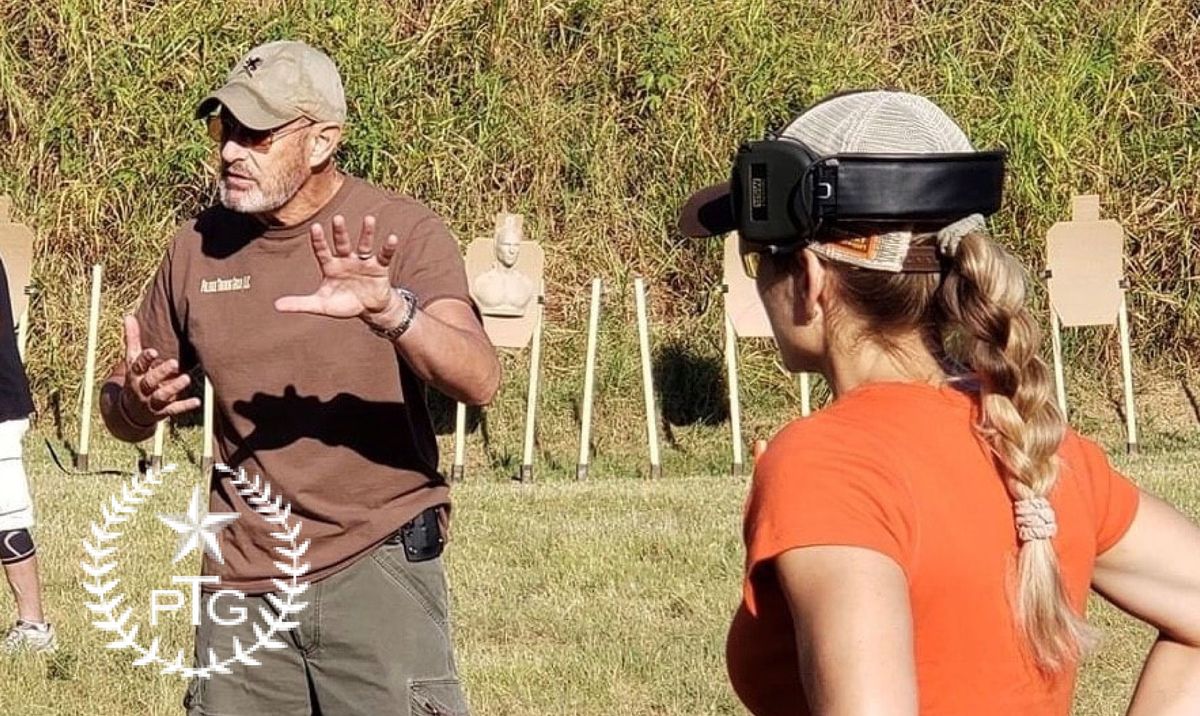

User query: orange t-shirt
[726,382,1140,716]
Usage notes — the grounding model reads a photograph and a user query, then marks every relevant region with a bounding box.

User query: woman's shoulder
[1057,428,1115,474]
[759,405,899,485]
[767,381,970,453]
[767,403,869,453]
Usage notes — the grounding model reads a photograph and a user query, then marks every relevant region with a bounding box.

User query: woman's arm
[1092,492,1200,715]
[777,545,918,716]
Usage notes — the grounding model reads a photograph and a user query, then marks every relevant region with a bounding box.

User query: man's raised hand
[119,315,200,425]
[274,214,402,320]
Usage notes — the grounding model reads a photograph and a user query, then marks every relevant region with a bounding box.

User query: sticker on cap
[810,232,913,272]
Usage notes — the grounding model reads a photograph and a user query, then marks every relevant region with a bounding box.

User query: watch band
[369,287,419,341]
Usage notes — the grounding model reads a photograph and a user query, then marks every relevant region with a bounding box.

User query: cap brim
[194,83,299,130]
[678,182,735,238]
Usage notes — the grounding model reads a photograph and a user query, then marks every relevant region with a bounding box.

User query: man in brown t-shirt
[99,41,498,715]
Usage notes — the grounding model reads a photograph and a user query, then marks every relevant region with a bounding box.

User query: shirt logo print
[200,275,252,294]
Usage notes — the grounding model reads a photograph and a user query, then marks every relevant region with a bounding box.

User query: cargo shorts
[184,542,468,716]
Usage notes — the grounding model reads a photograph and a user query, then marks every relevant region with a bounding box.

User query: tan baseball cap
[195,41,347,130]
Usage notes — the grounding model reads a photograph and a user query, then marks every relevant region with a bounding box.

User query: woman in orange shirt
[679,90,1200,715]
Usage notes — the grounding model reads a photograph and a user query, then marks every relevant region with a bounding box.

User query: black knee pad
[0,529,35,565]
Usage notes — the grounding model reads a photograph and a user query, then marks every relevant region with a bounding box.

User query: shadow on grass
[428,389,484,438]
[46,391,76,463]
[653,341,727,447]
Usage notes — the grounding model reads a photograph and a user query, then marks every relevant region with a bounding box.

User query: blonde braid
[938,231,1095,670]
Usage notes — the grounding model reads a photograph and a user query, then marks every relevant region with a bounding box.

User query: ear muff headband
[731,137,1005,251]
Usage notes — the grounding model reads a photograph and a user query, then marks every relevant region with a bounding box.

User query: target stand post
[150,420,166,470]
[634,277,662,479]
[200,377,215,473]
[76,264,103,471]
[519,294,545,482]
[576,279,603,480]
[450,402,466,481]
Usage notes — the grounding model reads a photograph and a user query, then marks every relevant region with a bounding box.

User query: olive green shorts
[184,543,468,716]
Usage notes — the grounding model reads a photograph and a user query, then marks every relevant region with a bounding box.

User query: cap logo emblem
[243,57,263,75]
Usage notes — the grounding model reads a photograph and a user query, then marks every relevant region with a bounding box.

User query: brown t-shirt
[137,175,471,593]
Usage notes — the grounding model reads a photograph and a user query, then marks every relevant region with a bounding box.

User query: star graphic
[157,486,241,565]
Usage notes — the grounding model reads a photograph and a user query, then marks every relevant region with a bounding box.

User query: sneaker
[1,620,56,654]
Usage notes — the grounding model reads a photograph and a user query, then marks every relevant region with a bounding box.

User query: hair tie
[1014,496,1058,542]
[936,214,987,258]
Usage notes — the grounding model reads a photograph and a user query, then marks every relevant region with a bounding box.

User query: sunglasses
[741,249,762,279]
[206,114,313,150]
[739,236,800,279]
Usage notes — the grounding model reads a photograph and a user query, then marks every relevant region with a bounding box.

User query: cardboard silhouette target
[467,213,545,348]
[722,232,772,339]
[458,212,547,480]
[722,232,813,476]
[1045,194,1138,453]
[1047,196,1124,327]
[0,196,35,360]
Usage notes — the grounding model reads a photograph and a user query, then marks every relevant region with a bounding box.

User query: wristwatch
[368,287,419,341]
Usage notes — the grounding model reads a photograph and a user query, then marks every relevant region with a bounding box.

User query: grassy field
[0,425,1196,715]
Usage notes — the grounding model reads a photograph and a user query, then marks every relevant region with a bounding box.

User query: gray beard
[218,155,308,214]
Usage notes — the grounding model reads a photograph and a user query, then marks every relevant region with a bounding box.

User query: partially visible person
[679,90,1200,715]
[99,41,498,714]
[0,254,55,654]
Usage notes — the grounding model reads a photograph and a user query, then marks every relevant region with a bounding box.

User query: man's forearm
[393,309,500,405]
[1127,636,1200,715]
[100,377,156,444]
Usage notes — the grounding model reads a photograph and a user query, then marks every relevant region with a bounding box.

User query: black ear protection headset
[732,137,1006,249]
[679,92,1007,256]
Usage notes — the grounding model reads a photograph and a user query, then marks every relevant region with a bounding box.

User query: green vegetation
[0,0,1197,480]
[0,429,1197,714]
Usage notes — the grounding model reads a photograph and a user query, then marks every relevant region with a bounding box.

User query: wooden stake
[519,295,544,482]
[724,294,744,476]
[451,402,466,481]
[576,278,602,480]
[150,420,165,470]
[1117,296,1139,454]
[1050,309,1068,418]
[634,277,661,478]
[799,372,812,417]
[76,264,102,471]
[201,377,214,473]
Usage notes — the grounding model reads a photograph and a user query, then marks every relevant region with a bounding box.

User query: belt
[382,506,445,563]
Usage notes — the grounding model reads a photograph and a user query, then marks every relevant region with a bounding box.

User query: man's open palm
[275,214,399,319]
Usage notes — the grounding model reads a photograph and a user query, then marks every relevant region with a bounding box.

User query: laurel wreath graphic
[81,463,312,679]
